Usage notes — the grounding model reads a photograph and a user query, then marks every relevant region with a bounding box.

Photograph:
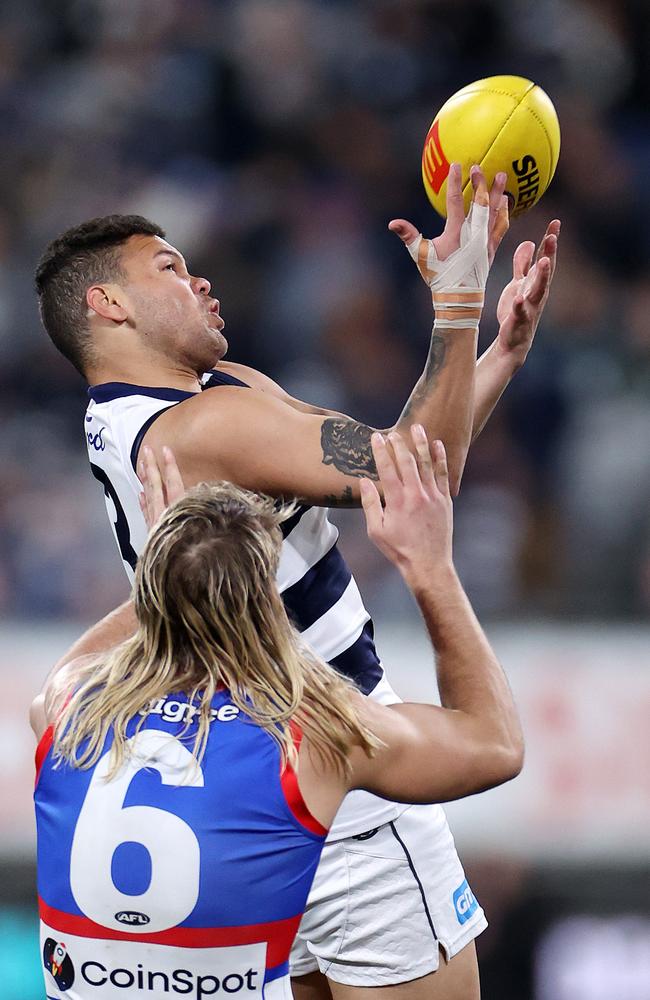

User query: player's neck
[86,359,203,393]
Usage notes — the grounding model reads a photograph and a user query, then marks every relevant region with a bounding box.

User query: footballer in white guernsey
[36,164,559,999]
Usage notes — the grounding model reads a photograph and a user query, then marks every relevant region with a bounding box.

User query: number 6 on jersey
[69,731,204,933]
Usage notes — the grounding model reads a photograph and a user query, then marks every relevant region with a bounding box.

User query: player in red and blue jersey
[33,432,523,1000]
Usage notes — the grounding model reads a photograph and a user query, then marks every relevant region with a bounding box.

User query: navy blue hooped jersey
[84,368,407,839]
[35,690,326,1000]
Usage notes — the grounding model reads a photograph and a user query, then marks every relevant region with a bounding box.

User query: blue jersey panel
[35,690,324,933]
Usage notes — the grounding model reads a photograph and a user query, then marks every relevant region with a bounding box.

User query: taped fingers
[488,171,508,224]
[490,194,510,255]
[396,162,492,308]
[405,233,439,286]
[406,233,423,262]
[470,165,490,208]
[417,235,439,284]
[468,199,490,241]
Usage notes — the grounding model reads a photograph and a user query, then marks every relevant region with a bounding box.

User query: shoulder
[29,694,47,741]
[147,381,276,444]
[46,655,95,716]
[141,381,301,485]
[31,654,95,740]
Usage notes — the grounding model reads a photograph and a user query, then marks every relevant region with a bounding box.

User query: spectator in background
[0,0,648,621]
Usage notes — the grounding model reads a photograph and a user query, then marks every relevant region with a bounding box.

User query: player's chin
[190,329,228,372]
[215,332,228,360]
[207,326,229,362]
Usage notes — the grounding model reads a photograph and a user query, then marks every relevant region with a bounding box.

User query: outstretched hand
[137,445,186,530]
[360,425,453,586]
[495,219,561,364]
[389,162,510,266]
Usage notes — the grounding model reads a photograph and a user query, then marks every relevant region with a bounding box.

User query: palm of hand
[496,262,539,326]
[495,223,559,353]
[495,267,540,353]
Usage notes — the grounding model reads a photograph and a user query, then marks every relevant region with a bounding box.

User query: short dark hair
[35,214,166,376]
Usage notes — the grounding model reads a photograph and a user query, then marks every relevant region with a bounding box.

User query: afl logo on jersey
[115,910,150,926]
[43,938,75,991]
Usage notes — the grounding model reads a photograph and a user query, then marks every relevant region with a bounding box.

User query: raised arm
[221,209,559,486]
[385,162,508,492]
[472,219,560,440]
[147,166,508,502]
[344,428,524,803]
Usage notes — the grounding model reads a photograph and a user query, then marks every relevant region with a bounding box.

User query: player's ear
[86,283,129,324]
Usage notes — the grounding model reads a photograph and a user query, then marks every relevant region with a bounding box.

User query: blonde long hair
[53,483,380,776]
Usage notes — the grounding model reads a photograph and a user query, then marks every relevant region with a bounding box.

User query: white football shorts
[290,803,487,986]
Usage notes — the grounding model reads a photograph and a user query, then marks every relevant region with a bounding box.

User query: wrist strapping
[407,200,490,331]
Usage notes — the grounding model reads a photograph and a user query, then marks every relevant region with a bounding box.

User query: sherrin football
[422,75,560,218]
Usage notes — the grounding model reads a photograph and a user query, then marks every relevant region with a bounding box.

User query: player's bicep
[187,390,379,507]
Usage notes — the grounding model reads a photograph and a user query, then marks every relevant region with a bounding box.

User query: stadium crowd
[1,0,649,621]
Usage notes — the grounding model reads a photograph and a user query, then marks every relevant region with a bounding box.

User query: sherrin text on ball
[422,75,560,218]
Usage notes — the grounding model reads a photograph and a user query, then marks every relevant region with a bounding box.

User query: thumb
[388,218,420,247]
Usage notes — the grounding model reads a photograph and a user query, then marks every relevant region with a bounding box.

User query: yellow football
[421,75,560,218]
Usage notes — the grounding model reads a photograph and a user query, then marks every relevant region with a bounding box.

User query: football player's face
[120,235,227,371]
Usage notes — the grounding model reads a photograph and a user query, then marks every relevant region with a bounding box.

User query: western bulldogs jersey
[84,370,406,838]
[35,690,326,1000]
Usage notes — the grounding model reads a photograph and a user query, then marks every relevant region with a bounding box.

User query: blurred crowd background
[1,1,649,998]
[1,0,649,622]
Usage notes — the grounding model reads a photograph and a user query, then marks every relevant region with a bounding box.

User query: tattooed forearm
[320,332,448,482]
[398,333,447,422]
[323,486,355,507]
[320,419,378,478]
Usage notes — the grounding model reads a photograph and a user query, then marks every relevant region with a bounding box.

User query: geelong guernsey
[35,690,325,1000]
[85,370,406,837]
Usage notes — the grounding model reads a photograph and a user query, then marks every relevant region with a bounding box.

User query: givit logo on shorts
[453,879,478,925]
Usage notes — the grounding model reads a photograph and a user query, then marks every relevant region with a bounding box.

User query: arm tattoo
[320,419,378,478]
[323,486,355,508]
[399,333,447,421]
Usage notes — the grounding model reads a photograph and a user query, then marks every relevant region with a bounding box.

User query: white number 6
[70,730,204,933]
